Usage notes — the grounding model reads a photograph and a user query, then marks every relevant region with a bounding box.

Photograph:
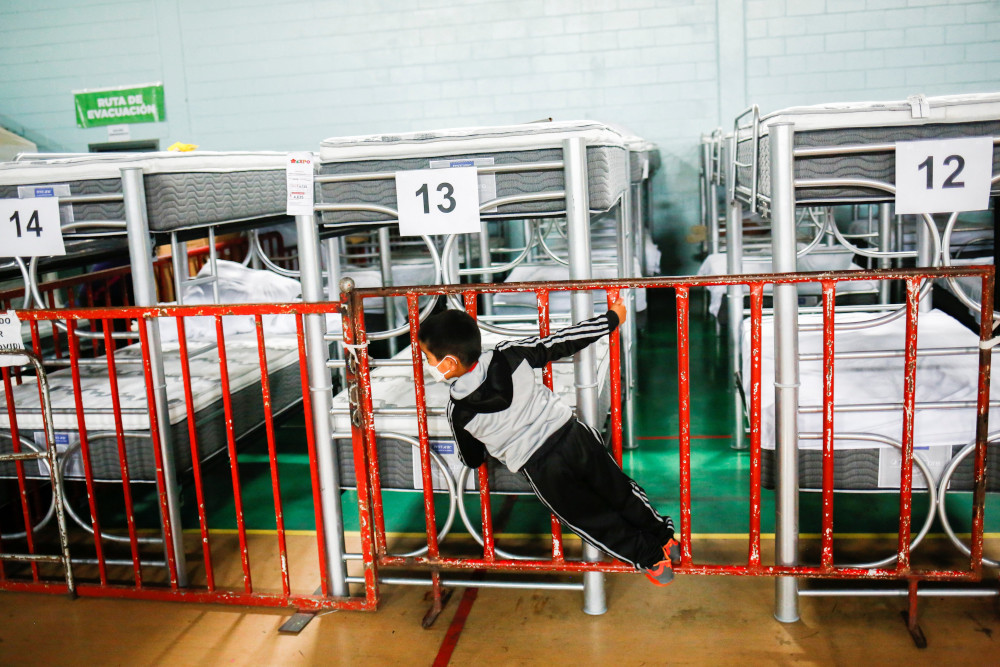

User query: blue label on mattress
[448,160,475,168]
[33,187,55,197]
[55,432,69,445]
[431,441,454,455]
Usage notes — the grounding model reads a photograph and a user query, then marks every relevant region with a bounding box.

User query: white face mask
[425,355,456,383]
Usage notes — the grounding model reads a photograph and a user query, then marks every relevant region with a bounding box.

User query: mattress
[735,93,1000,207]
[697,250,879,318]
[332,330,613,493]
[743,309,1000,491]
[844,217,993,255]
[339,261,437,318]
[0,335,302,482]
[493,264,647,314]
[316,121,629,225]
[0,151,291,233]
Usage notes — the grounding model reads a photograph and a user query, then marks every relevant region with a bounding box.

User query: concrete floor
[1,539,996,666]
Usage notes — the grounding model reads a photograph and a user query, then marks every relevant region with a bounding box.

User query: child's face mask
[425,355,456,383]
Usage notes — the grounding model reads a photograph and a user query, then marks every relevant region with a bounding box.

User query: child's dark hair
[417,309,481,367]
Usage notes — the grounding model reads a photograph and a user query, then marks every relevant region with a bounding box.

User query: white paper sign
[285,152,315,216]
[0,310,28,367]
[0,198,66,257]
[895,137,993,214]
[395,166,482,236]
[107,124,131,142]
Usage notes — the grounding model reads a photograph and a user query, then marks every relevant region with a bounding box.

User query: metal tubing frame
[295,213,350,597]
[121,167,188,587]
[768,124,800,622]
[725,134,747,451]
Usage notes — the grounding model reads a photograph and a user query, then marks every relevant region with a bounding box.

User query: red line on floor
[636,435,732,440]
[432,586,479,667]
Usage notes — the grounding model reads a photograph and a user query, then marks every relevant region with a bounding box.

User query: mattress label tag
[0,197,66,257]
[895,137,993,214]
[395,166,482,236]
[429,157,497,213]
[0,310,28,368]
[285,153,315,216]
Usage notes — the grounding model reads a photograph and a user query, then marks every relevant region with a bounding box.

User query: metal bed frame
[727,95,1000,622]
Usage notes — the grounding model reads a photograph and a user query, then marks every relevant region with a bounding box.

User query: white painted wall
[1,0,998,272]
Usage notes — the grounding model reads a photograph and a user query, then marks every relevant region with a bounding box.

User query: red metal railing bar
[606,288,623,465]
[65,320,108,585]
[136,317,180,588]
[820,281,837,570]
[254,315,291,599]
[215,315,253,593]
[407,294,444,608]
[102,320,143,587]
[970,272,994,573]
[294,314,330,598]
[748,284,764,570]
[0,367,38,581]
[536,290,565,561]
[174,316,214,591]
[675,286,693,567]
[464,291,496,562]
[897,279,920,572]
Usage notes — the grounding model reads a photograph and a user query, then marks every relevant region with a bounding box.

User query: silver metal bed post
[170,232,189,304]
[724,135,747,451]
[377,226,398,356]
[878,204,892,304]
[768,124,800,623]
[617,173,638,452]
[324,237,347,389]
[708,147,720,256]
[564,136,606,616]
[296,213,349,597]
[916,213,934,312]
[478,221,494,316]
[121,167,188,587]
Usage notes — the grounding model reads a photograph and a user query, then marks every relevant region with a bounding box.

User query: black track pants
[519,419,675,570]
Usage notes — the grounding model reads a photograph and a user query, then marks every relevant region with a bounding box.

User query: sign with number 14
[894,137,993,214]
[0,198,66,257]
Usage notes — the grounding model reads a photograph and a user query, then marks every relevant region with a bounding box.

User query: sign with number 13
[894,137,993,214]
[394,166,482,236]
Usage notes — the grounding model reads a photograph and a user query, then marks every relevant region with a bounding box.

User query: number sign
[395,166,482,236]
[0,310,27,367]
[895,137,993,214]
[0,198,65,257]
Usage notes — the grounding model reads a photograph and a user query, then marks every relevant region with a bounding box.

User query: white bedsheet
[742,309,999,455]
[494,263,647,313]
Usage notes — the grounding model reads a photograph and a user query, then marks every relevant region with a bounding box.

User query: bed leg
[422,572,453,628]
[901,579,927,649]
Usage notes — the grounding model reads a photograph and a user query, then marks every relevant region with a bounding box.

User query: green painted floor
[72,289,996,540]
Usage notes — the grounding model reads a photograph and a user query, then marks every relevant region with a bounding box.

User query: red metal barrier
[0,265,993,623]
[0,301,371,612]
[340,265,994,618]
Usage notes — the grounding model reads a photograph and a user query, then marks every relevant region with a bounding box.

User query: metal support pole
[325,237,347,390]
[296,213,349,597]
[564,136,606,616]
[121,167,188,587]
[378,226,398,356]
[916,214,934,312]
[479,220,494,316]
[724,135,747,451]
[618,176,638,452]
[878,204,892,304]
[709,154,720,256]
[768,124,800,623]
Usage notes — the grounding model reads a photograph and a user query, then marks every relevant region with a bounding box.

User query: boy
[417,300,680,585]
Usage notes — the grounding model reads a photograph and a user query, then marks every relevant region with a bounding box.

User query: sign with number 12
[395,166,482,236]
[894,137,993,214]
[0,198,65,257]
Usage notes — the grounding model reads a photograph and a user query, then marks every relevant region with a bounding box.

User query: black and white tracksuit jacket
[447,310,674,570]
